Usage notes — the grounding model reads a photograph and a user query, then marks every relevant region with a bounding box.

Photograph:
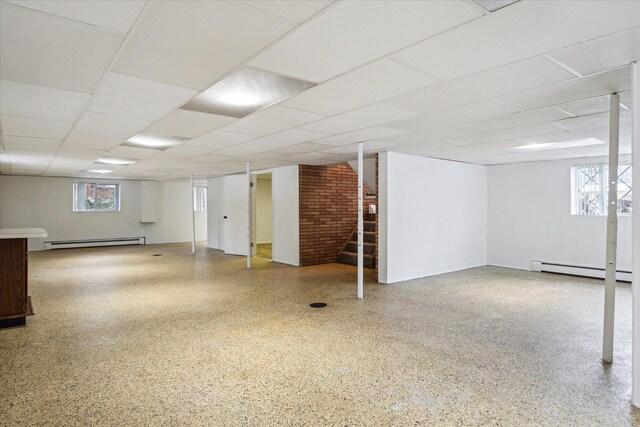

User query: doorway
[252,172,273,260]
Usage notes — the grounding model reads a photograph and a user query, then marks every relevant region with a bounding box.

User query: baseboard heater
[44,237,146,250]
[531,260,631,283]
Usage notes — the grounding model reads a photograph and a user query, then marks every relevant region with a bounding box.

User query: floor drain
[309,302,327,308]
[152,254,163,257]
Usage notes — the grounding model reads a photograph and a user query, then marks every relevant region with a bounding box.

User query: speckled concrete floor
[1,243,638,426]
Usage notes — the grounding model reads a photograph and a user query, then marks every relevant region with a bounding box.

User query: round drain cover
[309,302,327,308]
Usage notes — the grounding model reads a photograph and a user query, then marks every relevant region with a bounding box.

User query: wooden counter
[0,228,47,328]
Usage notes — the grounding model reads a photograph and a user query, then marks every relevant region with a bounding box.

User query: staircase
[337,214,376,268]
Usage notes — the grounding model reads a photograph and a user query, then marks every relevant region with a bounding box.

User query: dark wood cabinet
[0,237,34,327]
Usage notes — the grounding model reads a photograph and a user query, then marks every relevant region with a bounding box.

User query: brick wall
[299,163,376,266]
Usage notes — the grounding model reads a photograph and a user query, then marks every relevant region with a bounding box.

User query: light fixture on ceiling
[124,134,188,150]
[86,169,112,174]
[509,137,605,152]
[472,0,520,12]
[181,66,315,118]
[95,157,137,165]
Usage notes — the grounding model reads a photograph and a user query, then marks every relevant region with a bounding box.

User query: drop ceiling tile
[1,115,72,139]
[244,128,331,150]
[88,73,197,121]
[145,109,236,139]
[388,56,574,114]
[391,0,640,81]
[114,1,294,89]
[496,67,631,111]
[188,154,235,165]
[386,100,519,132]
[554,110,632,132]
[282,58,439,115]
[240,0,333,24]
[73,112,151,138]
[49,156,94,166]
[7,149,55,162]
[57,146,108,159]
[556,94,631,117]
[548,27,640,76]
[187,131,257,150]
[107,146,160,160]
[313,127,407,146]
[449,123,565,145]
[63,133,123,150]
[2,136,62,151]
[213,143,273,157]
[161,144,215,158]
[222,106,324,136]
[301,103,419,134]
[11,165,48,174]
[5,0,145,33]
[138,153,187,165]
[517,128,609,145]
[0,2,125,93]
[249,1,482,82]
[266,142,328,155]
[0,80,90,122]
[469,107,573,131]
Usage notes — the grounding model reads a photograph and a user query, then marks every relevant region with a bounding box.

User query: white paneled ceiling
[0,0,638,179]
[240,0,334,24]
[1,115,72,139]
[249,0,482,82]
[73,112,150,139]
[4,0,146,33]
[145,109,236,139]
[113,1,295,89]
[88,73,197,122]
[0,2,125,93]
[282,58,440,116]
[0,80,90,122]
[390,0,640,81]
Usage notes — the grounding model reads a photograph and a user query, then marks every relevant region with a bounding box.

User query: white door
[223,174,248,256]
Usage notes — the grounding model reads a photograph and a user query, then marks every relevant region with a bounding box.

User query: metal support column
[357,142,364,299]
[603,93,620,364]
[247,163,252,269]
[191,175,196,254]
[631,62,640,406]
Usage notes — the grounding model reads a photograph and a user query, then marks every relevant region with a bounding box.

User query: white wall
[272,165,299,266]
[0,175,205,250]
[155,179,207,244]
[378,152,488,284]
[256,176,272,244]
[487,155,632,272]
[207,177,224,250]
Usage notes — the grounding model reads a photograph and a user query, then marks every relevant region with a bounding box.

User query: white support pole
[603,93,620,364]
[357,142,364,299]
[191,175,196,254]
[631,62,640,406]
[247,163,252,269]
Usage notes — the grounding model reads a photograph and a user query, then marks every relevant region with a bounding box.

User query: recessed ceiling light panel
[473,0,520,12]
[86,169,113,174]
[124,133,188,150]
[96,157,137,165]
[182,67,315,118]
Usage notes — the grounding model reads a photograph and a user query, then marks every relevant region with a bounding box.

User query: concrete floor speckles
[1,242,638,426]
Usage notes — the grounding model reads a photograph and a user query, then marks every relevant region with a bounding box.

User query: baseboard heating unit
[44,237,146,250]
[531,260,631,283]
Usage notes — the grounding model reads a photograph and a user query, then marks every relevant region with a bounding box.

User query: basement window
[571,163,632,215]
[73,182,120,212]
[194,186,207,212]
